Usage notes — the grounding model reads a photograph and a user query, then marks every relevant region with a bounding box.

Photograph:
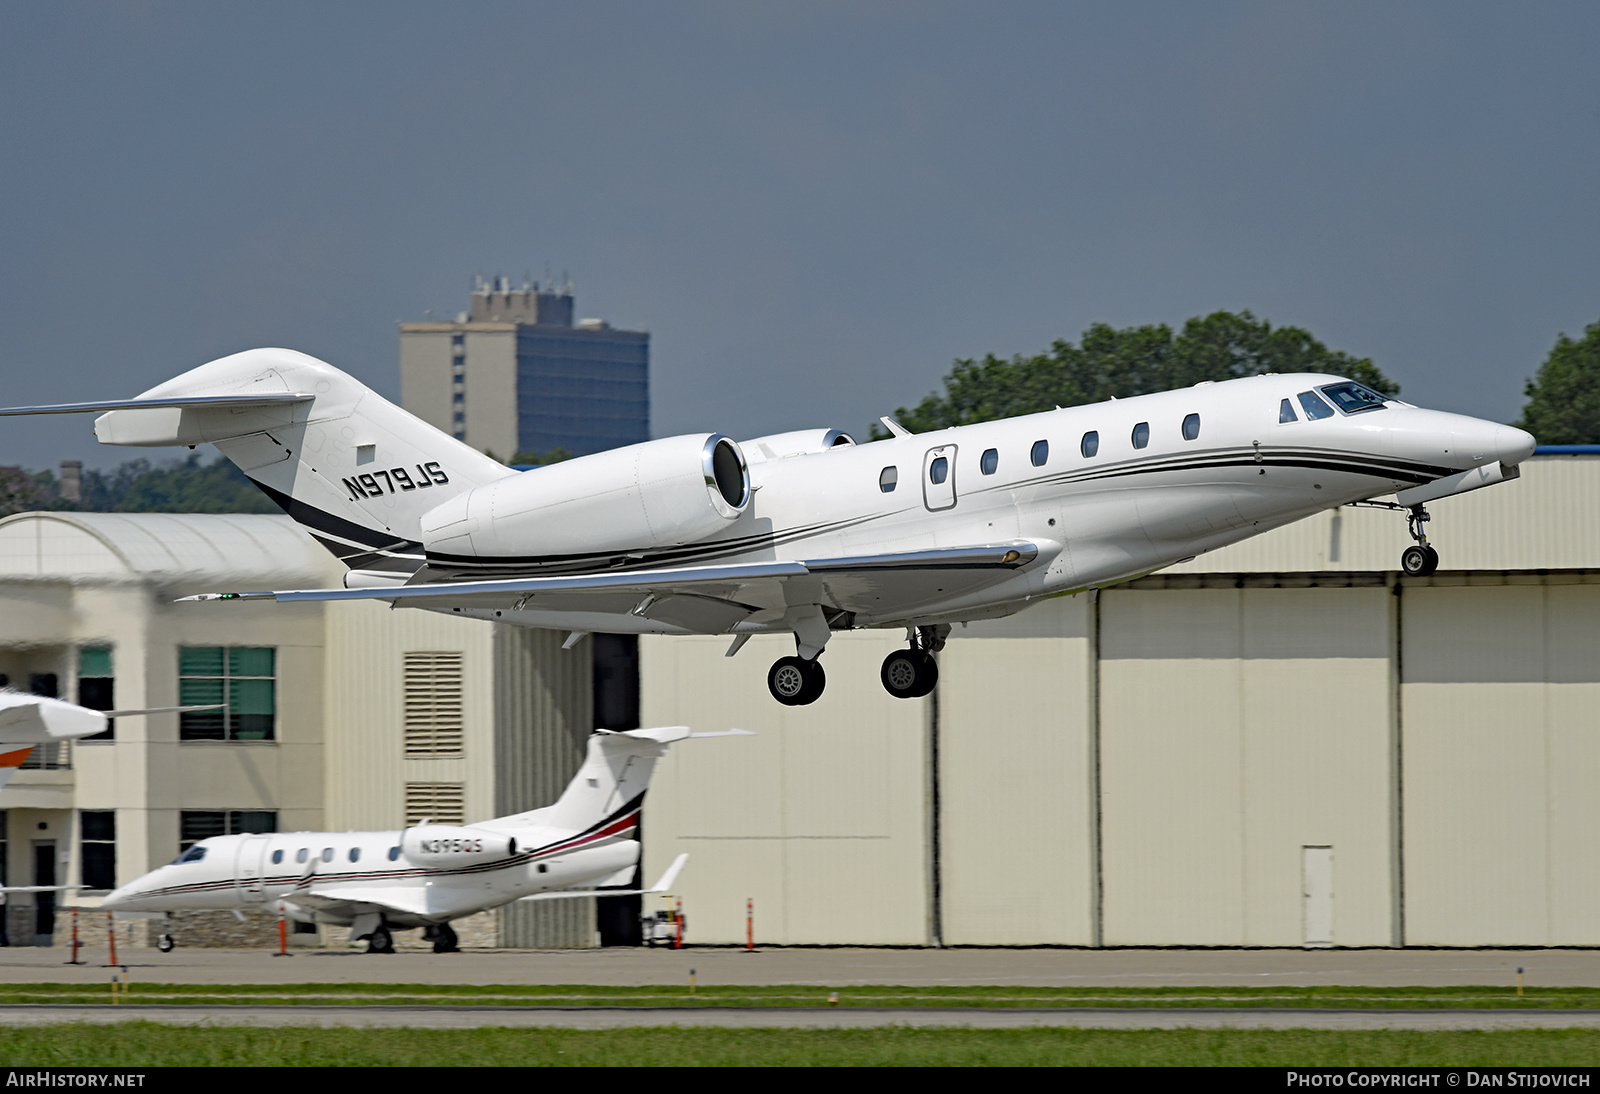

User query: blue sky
[2,1,1597,468]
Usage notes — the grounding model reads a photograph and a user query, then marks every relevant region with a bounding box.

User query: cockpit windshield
[1319,382,1390,414]
[171,845,207,865]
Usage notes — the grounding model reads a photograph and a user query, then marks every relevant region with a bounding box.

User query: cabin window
[1132,422,1150,449]
[388,846,400,862]
[929,456,949,485]
[1182,414,1200,441]
[1030,440,1049,467]
[348,847,361,863]
[879,466,898,493]
[1080,431,1099,458]
[1280,398,1298,423]
[272,850,283,865]
[1298,391,1335,420]
[321,847,334,863]
[980,448,998,475]
[296,848,308,864]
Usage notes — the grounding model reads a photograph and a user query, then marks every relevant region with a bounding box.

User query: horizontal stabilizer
[0,393,314,417]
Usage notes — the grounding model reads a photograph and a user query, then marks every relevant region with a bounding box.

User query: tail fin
[93,348,515,577]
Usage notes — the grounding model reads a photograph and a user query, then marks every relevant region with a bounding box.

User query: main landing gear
[767,655,826,706]
[1400,504,1439,576]
[424,922,460,954]
[881,625,947,700]
[366,925,395,954]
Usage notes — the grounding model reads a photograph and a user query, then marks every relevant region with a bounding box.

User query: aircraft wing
[176,543,1041,626]
[282,884,435,918]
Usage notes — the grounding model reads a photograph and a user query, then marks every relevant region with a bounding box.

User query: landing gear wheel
[767,656,825,705]
[1401,544,1439,576]
[156,933,175,953]
[432,923,459,954]
[881,649,938,699]
[366,926,394,954]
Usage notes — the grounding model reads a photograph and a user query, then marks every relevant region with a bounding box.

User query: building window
[178,810,277,852]
[404,653,464,757]
[80,811,115,890]
[179,647,275,741]
[77,647,114,742]
[405,783,465,826]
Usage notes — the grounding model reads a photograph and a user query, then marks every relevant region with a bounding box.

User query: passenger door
[923,445,957,512]
[236,835,270,903]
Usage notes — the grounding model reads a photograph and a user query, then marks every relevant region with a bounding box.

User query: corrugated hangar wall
[639,457,1600,947]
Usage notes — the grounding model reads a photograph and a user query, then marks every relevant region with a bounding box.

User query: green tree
[877,310,1398,436]
[1515,320,1600,444]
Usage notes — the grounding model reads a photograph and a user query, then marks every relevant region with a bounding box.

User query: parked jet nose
[102,877,153,910]
[1494,424,1537,467]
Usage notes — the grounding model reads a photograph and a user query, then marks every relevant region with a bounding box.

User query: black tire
[1421,545,1439,575]
[157,933,175,953]
[881,649,937,699]
[1401,545,1429,576]
[768,656,816,705]
[367,926,394,954]
[432,923,459,954]
[796,660,826,704]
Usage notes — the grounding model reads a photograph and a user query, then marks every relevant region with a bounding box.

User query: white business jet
[0,348,1535,706]
[102,725,724,953]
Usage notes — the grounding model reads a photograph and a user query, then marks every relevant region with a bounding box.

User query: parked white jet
[102,725,724,953]
[1,348,1535,705]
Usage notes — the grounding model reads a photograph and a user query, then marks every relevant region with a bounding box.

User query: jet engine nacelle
[401,824,519,866]
[742,428,855,462]
[419,433,751,559]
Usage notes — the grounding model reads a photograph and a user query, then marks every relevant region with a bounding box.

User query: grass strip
[6,1025,1600,1066]
[0,983,1593,1009]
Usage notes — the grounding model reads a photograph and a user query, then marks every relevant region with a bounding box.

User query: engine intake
[420,433,751,560]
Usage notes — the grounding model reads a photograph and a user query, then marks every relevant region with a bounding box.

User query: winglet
[648,853,690,893]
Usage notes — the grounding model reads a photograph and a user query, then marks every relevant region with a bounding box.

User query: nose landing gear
[1401,505,1439,576]
[881,625,947,699]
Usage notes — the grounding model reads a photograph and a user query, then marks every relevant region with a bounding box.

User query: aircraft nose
[101,882,144,909]
[1495,425,1536,467]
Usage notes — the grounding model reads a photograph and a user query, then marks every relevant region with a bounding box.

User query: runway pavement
[0,944,1594,989]
[4,1004,1600,1030]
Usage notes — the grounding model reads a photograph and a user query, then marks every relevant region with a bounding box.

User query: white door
[236,835,271,903]
[1302,845,1333,947]
[923,445,957,512]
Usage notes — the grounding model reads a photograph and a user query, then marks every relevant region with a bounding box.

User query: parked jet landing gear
[424,923,460,954]
[1401,505,1439,576]
[366,925,395,954]
[767,655,826,706]
[156,932,175,953]
[881,625,948,700]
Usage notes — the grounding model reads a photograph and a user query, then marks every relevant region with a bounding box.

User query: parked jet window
[296,848,308,864]
[1182,413,1201,441]
[1132,422,1150,449]
[173,846,207,864]
[387,846,400,862]
[1031,440,1049,466]
[1298,391,1336,420]
[271,849,283,865]
[348,847,361,863]
[1319,382,1389,415]
[1080,431,1099,458]
[980,448,999,475]
[1280,398,1298,423]
[321,847,334,863]
[929,456,949,485]
[879,466,897,493]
